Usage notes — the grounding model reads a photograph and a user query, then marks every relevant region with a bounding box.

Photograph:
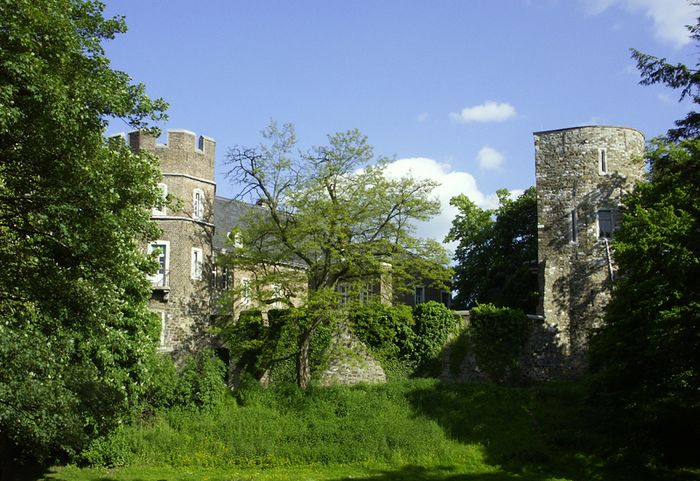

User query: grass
[41,379,700,481]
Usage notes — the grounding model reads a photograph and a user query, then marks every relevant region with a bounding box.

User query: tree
[0,0,167,470]
[445,187,538,312]
[221,121,450,388]
[590,14,700,465]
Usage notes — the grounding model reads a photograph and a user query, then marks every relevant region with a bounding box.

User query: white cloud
[381,157,499,248]
[581,0,696,47]
[417,112,429,123]
[477,146,505,171]
[449,101,517,124]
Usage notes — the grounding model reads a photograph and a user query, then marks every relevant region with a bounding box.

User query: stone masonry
[130,129,217,354]
[535,126,645,369]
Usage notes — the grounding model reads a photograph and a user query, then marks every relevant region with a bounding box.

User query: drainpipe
[603,238,615,286]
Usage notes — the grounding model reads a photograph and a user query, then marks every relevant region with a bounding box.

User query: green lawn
[40,379,699,481]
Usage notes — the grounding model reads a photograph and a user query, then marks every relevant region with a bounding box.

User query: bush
[466,304,532,383]
[176,349,227,409]
[411,301,460,375]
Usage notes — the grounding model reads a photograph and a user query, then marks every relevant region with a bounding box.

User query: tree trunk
[296,328,313,389]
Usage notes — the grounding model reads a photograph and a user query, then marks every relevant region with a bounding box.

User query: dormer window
[193,188,205,220]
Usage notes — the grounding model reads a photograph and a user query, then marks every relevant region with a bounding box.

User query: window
[152,183,167,216]
[227,230,242,248]
[191,247,203,280]
[193,188,205,220]
[415,286,425,305]
[271,283,283,308]
[571,209,578,243]
[211,266,232,290]
[599,148,608,174]
[359,284,371,304]
[148,241,170,287]
[337,284,350,306]
[597,209,615,239]
[240,278,251,305]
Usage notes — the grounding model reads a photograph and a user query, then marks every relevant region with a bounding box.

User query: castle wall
[535,126,644,364]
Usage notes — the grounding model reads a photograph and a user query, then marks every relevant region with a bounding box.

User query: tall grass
[81,379,481,469]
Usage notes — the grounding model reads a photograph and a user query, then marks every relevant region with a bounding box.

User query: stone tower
[534,126,644,367]
[129,129,216,353]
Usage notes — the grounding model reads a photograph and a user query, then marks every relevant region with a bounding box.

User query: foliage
[445,187,538,312]
[221,121,450,387]
[0,0,167,466]
[631,9,700,142]
[225,308,334,385]
[62,380,677,481]
[175,349,228,410]
[349,302,415,361]
[411,302,461,375]
[590,16,700,467]
[589,137,700,465]
[454,304,533,383]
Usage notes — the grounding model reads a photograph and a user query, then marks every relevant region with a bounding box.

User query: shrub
[176,349,227,409]
[467,304,532,383]
[411,301,460,375]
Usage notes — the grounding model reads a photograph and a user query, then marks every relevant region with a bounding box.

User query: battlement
[128,129,215,159]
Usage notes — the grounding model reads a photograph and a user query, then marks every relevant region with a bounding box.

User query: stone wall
[318,322,386,386]
[535,126,645,365]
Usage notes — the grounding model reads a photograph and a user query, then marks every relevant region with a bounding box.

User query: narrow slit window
[599,149,608,174]
[191,247,203,280]
[193,188,205,220]
[571,209,577,242]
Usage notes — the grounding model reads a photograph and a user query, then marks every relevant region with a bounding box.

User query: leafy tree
[445,187,538,312]
[590,15,700,466]
[0,0,167,469]
[222,121,450,388]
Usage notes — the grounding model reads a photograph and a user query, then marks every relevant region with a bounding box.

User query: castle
[130,125,645,376]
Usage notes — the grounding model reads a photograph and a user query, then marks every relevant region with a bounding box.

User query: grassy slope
[44,379,698,481]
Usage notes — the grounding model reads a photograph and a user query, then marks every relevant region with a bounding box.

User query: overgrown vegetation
[588,13,700,468]
[55,379,692,481]
[449,304,533,384]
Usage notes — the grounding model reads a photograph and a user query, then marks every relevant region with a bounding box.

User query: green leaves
[0,0,167,465]
[446,187,538,312]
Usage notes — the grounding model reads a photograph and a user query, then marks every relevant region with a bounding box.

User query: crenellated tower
[129,129,216,353]
[534,125,645,369]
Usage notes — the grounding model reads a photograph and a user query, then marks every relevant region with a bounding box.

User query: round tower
[534,126,644,365]
[129,129,216,353]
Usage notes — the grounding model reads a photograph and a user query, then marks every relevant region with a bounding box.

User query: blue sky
[103,0,697,244]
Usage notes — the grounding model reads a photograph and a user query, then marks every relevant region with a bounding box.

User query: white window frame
[598,148,608,174]
[148,240,170,287]
[191,247,204,280]
[152,183,168,216]
[193,188,205,220]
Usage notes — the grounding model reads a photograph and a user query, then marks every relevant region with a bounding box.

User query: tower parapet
[535,125,644,368]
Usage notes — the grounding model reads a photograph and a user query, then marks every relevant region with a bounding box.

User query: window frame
[597,208,615,239]
[191,247,204,280]
[598,148,608,174]
[148,240,170,287]
[193,188,205,220]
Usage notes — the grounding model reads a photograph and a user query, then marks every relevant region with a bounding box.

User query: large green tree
[0,0,167,469]
[445,187,538,312]
[222,122,450,388]
[590,14,700,466]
